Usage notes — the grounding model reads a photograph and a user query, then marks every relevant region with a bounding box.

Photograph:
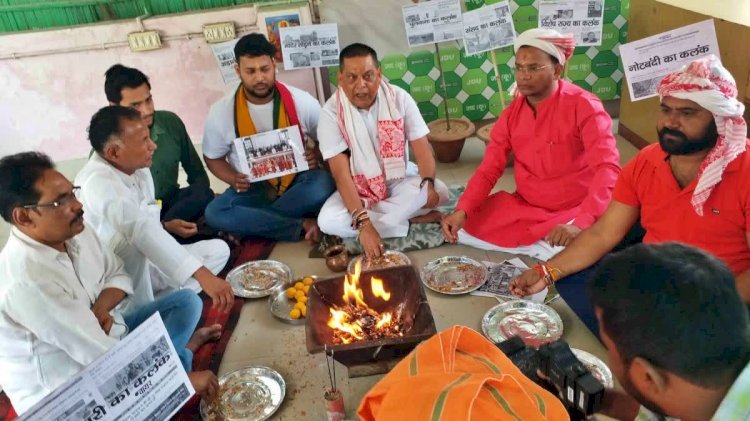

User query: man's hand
[163,219,198,238]
[424,184,440,209]
[441,210,467,243]
[359,223,384,259]
[194,267,234,313]
[545,224,582,247]
[509,268,547,297]
[91,306,114,335]
[233,172,251,193]
[188,370,220,397]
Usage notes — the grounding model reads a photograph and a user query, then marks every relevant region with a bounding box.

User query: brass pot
[323,245,349,272]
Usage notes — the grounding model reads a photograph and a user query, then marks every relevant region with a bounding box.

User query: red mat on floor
[0,238,275,421]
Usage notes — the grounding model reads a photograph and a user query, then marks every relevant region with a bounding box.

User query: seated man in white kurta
[317,43,449,258]
[76,106,234,312]
[0,153,219,414]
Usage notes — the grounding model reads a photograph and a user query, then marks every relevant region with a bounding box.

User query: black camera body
[497,336,604,419]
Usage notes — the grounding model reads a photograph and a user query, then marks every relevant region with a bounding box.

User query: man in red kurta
[511,55,750,334]
[442,28,620,261]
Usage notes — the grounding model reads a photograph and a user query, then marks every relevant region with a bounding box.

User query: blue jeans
[554,265,600,338]
[204,169,336,241]
[123,289,202,371]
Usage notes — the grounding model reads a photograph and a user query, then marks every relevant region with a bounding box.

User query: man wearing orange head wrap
[443,28,620,261]
[511,55,750,334]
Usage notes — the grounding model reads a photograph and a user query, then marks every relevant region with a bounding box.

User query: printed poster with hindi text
[265,13,301,64]
[538,0,604,47]
[619,19,720,101]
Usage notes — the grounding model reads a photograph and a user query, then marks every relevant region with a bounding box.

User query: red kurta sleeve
[455,111,512,214]
[571,96,621,229]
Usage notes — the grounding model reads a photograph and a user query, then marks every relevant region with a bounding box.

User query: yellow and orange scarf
[234,81,304,196]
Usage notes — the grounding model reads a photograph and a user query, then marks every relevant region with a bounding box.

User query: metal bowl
[572,348,614,388]
[268,276,318,325]
[481,300,563,347]
[226,260,292,299]
[200,366,286,421]
[420,256,488,295]
[347,250,412,273]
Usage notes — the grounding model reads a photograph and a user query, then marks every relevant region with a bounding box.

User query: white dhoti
[457,229,564,261]
[319,174,449,239]
[151,239,230,297]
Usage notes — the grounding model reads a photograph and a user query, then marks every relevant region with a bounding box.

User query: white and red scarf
[658,55,747,215]
[336,80,406,207]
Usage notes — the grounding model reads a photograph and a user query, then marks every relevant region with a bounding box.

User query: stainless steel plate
[227,260,292,299]
[200,366,286,421]
[420,256,488,295]
[347,250,412,273]
[268,276,317,325]
[481,300,563,347]
[572,348,614,388]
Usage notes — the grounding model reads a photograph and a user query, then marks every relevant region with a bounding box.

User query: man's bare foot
[302,218,321,244]
[409,210,444,224]
[187,323,223,353]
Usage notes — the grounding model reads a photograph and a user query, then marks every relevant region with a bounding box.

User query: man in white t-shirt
[317,43,449,258]
[202,33,335,242]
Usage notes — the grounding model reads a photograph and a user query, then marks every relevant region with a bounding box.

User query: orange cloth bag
[358,325,569,421]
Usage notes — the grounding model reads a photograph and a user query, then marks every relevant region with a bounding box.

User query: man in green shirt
[104,64,213,241]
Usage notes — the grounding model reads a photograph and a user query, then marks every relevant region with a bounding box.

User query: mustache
[658,127,687,141]
[71,210,84,225]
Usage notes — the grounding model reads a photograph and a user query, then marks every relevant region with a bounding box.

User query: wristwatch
[420,177,435,188]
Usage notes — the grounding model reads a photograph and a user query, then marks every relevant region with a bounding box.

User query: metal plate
[347,250,412,273]
[572,348,614,388]
[226,260,292,299]
[481,300,564,347]
[200,366,286,421]
[268,276,317,325]
[420,256,488,295]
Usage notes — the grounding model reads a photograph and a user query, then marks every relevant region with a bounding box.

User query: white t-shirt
[202,84,321,172]
[317,84,429,161]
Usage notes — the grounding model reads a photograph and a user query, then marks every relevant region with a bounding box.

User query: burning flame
[327,260,398,344]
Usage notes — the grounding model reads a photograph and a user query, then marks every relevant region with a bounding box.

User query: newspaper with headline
[619,19,720,101]
[402,0,463,47]
[279,23,340,70]
[538,0,604,47]
[20,313,194,421]
[462,1,516,56]
[210,38,240,86]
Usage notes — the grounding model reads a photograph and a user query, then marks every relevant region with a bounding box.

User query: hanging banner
[279,23,340,69]
[210,38,240,86]
[402,0,463,47]
[538,0,604,47]
[462,1,516,56]
[619,19,720,101]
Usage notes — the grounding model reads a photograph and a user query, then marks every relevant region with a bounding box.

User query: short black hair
[234,33,276,62]
[339,43,379,69]
[588,242,750,388]
[88,105,143,154]
[0,152,55,223]
[104,64,150,104]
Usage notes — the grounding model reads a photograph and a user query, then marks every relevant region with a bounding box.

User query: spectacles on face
[23,186,81,210]
[512,64,554,75]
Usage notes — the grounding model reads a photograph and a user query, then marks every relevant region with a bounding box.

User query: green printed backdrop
[329,0,629,123]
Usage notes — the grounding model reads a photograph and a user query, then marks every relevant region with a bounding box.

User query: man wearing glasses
[443,28,620,261]
[0,152,220,414]
[316,43,450,259]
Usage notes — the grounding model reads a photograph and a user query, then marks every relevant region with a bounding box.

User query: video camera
[497,336,604,420]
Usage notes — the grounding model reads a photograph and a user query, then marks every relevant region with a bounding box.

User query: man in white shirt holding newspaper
[76,106,233,313]
[0,152,219,414]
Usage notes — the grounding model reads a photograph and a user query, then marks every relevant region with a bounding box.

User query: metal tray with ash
[305,264,437,377]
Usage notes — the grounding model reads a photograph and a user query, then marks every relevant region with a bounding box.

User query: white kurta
[75,153,229,308]
[0,227,133,415]
[316,84,449,238]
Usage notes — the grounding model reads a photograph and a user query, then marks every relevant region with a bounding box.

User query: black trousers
[161,183,214,223]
